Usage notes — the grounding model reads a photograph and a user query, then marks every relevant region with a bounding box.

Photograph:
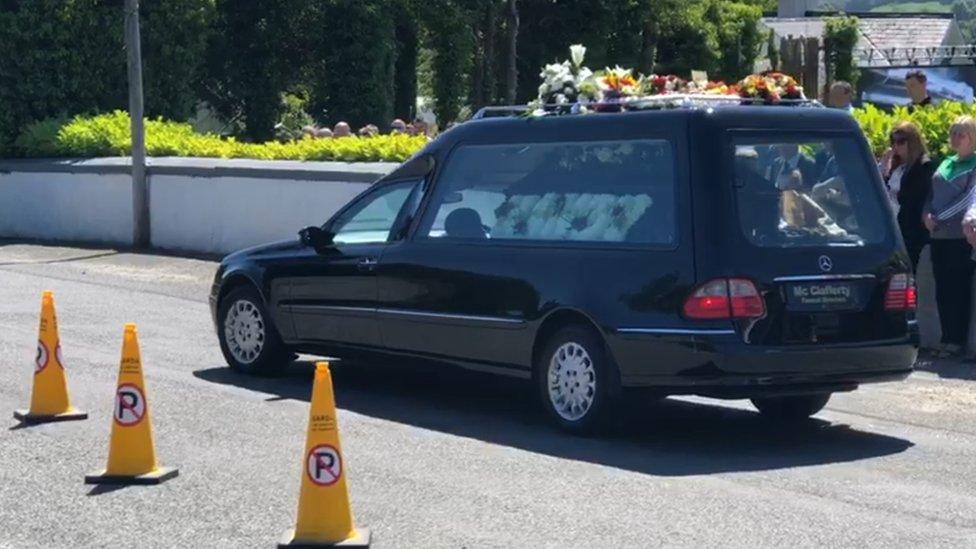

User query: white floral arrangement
[492,192,653,242]
[531,45,598,114]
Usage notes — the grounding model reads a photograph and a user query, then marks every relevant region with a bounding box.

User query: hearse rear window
[419,139,676,245]
[732,137,887,248]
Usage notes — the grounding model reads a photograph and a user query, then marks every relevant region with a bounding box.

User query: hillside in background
[870,1,952,12]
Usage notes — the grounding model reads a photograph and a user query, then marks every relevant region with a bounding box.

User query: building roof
[858,16,955,51]
[762,14,956,52]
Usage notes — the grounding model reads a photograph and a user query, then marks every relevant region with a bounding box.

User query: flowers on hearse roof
[737,72,804,104]
[598,66,639,99]
[535,44,596,107]
[529,44,806,114]
[641,74,686,96]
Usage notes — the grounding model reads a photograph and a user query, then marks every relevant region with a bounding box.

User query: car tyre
[536,325,619,435]
[217,286,290,376]
[751,393,831,420]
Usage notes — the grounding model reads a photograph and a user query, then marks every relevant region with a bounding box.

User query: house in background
[763,0,973,105]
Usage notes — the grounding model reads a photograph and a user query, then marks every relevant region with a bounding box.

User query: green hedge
[853,102,976,161]
[0,0,213,154]
[20,104,974,165]
[15,112,426,163]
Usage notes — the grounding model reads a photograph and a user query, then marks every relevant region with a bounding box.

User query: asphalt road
[1,242,976,548]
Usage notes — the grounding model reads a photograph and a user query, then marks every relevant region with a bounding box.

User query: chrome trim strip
[376,308,525,325]
[288,305,374,314]
[773,274,876,282]
[616,328,737,335]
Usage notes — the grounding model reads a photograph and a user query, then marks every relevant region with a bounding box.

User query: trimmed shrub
[854,102,976,161]
[16,111,426,163]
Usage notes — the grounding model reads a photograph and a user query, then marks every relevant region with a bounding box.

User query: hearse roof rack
[472,95,825,120]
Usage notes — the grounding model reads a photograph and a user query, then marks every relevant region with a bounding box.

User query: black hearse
[210,98,918,433]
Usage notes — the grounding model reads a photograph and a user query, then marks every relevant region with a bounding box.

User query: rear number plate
[785,282,863,311]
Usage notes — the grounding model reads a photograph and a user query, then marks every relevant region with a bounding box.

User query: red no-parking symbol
[114,384,146,426]
[35,341,49,374]
[306,444,342,486]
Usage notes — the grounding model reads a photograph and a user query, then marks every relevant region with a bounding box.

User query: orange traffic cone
[14,291,87,424]
[85,323,178,485]
[279,362,370,548]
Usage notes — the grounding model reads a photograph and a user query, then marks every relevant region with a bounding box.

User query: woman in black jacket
[880,121,935,271]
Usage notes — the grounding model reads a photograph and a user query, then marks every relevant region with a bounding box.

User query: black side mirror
[299,226,334,250]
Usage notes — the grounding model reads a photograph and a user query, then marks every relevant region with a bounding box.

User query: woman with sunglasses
[880,122,934,270]
[923,116,976,358]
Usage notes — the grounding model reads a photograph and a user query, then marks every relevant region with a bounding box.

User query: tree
[421,0,476,125]
[470,1,502,110]
[505,0,519,104]
[654,2,720,76]
[205,0,299,141]
[394,5,420,120]
[141,0,215,121]
[954,0,976,43]
[708,1,763,81]
[307,1,397,130]
[824,15,861,90]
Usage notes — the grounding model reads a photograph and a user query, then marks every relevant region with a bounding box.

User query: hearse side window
[732,137,887,248]
[331,180,419,245]
[418,139,676,245]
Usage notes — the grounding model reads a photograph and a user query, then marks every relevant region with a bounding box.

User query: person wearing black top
[880,121,934,271]
[905,69,934,110]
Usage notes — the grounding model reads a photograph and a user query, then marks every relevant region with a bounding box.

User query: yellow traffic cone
[85,323,178,485]
[14,291,87,424]
[279,362,370,548]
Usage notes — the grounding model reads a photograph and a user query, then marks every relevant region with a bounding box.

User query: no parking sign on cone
[85,323,178,485]
[14,291,87,424]
[279,362,369,548]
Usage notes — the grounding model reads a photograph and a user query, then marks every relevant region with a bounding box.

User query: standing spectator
[412,119,429,137]
[923,116,976,358]
[357,124,379,137]
[390,119,407,134]
[333,121,352,138]
[905,70,933,109]
[827,81,855,113]
[879,121,934,271]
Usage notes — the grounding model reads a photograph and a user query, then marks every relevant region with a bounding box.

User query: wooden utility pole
[125,0,149,249]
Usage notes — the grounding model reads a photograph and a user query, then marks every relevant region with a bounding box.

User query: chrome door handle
[357,257,377,271]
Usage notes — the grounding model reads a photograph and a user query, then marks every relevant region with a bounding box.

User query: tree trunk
[639,17,657,75]
[484,1,497,106]
[471,10,486,109]
[505,0,518,104]
[393,17,418,121]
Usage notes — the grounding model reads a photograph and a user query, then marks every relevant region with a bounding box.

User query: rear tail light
[683,278,766,320]
[885,273,917,311]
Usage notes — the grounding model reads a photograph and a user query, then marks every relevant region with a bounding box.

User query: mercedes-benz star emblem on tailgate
[818,255,833,272]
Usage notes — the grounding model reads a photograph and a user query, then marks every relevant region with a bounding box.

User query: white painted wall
[0,158,392,255]
[0,172,132,244]
[150,175,369,255]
